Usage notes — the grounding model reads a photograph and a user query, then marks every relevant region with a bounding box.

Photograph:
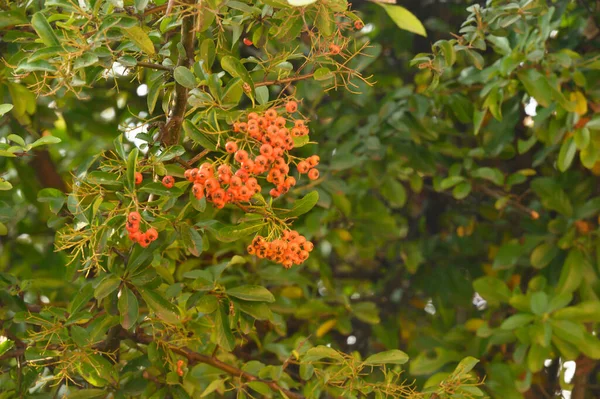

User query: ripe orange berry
[138,233,150,248]
[307,155,320,167]
[126,220,139,233]
[265,109,277,120]
[329,43,341,55]
[128,211,141,223]
[146,228,158,242]
[135,172,143,185]
[192,183,205,199]
[129,230,142,242]
[243,38,253,46]
[354,20,364,30]
[234,150,249,163]
[308,168,319,180]
[297,161,310,174]
[162,175,175,188]
[285,101,298,113]
[225,141,238,153]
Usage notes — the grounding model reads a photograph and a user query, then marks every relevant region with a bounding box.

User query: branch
[133,332,305,399]
[137,61,174,72]
[161,1,196,146]
[255,73,315,88]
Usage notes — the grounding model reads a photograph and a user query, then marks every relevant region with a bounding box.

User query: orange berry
[225,141,238,153]
[297,161,310,174]
[243,38,253,46]
[162,175,175,188]
[138,233,150,248]
[260,144,273,157]
[329,43,341,55]
[146,228,158,241]
[307,155,320,167]
[285,101,298,113]
[354,20,364,30]
[135,172,143,185]
[308,168,319,180]
[235,150,249,163]
[265,109,277,120]
[192,183,205,199]
[128,211,141,223]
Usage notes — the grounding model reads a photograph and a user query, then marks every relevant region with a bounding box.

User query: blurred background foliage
[1,0,600,398]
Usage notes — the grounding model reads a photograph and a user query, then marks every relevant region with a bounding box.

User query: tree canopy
[1,0,600,398]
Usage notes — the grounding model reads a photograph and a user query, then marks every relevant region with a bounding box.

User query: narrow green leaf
[31,12,60,47]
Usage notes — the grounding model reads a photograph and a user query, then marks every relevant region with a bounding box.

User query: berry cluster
[182,101,319,209]
[247,230,314,269]
[125,211,158,248]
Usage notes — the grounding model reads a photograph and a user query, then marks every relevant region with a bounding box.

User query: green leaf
[470,167,504,186]
[530,292,548,315]
[493,242,524,269]
[174,66,197,89]
[557,137,577,172]
[221,56,253,93]
[531,177,573,217]
[215,303,235,351]
[227,285,275,302]
[453,357,480,376]
[87,171,122,186]
[364,349,409,365]
[550,319,585,345]
[0,222,6,236]
[556,249,585,295]
[377,4,426,37]
[352,301,380,324]
[183,119,218,150]
[211,220,266,243]
[126,148,139,192]
[31,12,60,47]
[118,287,139,330]
[452,181,472,199]
[303,346,344,362]
[255,86,269,105]
[278,191,319,219]
[147,77,162,114]
[94,276,120,301]
[30,135,61,148]
[500,313,535,330]
[313,67,333,81]
[69,283,94,314]
[181,225,204,257]
[139,182,184,197]
[473,276,511,303]
[140,288,181,324]
[38,188,66,212]
[517,69,553,107]
[553,301,600,322]
[121,26,155,55]
[0,104,13,116]
[530,242,558,269]
[380,178,407,208]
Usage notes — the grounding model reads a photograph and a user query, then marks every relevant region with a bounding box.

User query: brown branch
[255,73,315,88]
[29,149,67,192]
[161,1,196,146]
[0,349,25,362]
[137,61,174,72]
[133,332,305,399]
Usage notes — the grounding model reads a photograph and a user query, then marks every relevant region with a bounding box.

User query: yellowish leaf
[316,319,337,338]
[122,26,155,55]
[570,91,588,116]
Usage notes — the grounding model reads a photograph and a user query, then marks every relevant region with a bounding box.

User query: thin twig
[137,61,174,72]
[133,332,305,399]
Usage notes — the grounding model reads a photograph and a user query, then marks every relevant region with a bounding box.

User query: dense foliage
[1,0,599,398]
